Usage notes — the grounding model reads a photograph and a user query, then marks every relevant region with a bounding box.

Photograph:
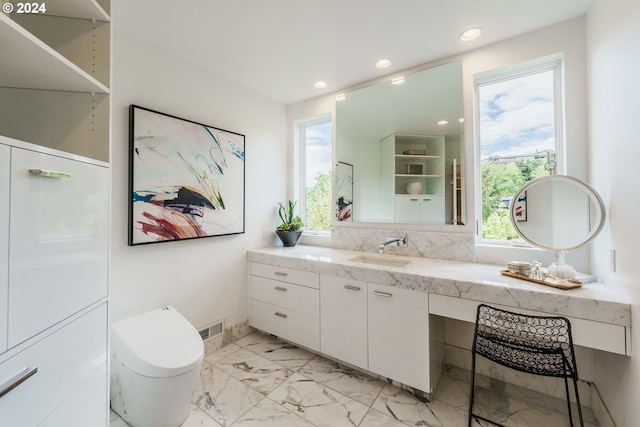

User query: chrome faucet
[378,235,407,254]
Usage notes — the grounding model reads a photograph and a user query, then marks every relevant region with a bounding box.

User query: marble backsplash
[331,227,475,262]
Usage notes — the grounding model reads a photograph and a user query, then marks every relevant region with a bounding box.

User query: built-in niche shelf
[44,0,110,21]
[382,134,445,194]
[0,13,109,93]
[0,0,110,162]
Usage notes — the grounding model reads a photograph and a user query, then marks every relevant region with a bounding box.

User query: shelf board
[396,193,444,197]
[395,154,442,159]
[44,0,110,21]
[395,174,443,178]
[0,13,109,93]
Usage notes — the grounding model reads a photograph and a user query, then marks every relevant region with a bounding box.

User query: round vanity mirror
[509,175,605,251]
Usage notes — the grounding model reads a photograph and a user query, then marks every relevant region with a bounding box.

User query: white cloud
[479,70,556,158]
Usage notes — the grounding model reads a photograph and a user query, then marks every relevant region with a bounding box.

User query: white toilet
[110,306,204,427]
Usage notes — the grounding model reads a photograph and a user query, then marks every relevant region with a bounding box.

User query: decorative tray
[500,270,583,290]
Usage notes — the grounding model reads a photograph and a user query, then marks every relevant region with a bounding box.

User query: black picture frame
[128,105,245,245]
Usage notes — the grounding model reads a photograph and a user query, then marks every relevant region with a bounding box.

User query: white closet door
[8,148,108,347]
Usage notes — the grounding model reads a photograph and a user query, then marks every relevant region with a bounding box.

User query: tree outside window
[477,63,561,242]
[300,120,332,233]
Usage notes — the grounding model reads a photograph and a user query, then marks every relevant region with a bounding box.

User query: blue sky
[305,121,332,186]
[479,70,556,160]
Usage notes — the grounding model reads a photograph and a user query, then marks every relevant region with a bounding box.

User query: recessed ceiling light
[335,93,346,101]
[376,58,392,68]
[391,76,405,85]
[438,120,449,126]
[459,118,465,123]
[314,81,328,89]
[460,27,483,42]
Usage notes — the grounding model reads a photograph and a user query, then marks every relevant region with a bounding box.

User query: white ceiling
[115,0,593,105]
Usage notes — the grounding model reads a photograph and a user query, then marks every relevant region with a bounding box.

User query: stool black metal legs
[467,304,584,427]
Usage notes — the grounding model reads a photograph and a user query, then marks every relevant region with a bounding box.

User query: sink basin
[348,256,411,268]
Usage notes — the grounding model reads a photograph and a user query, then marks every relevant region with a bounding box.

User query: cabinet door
[368,283,430,392]
[0,144,9,354]
[419,196,445,223]
[0,304,107,426]
[8,148,108,347]
[320,275,368,369]
[394,195,420,223]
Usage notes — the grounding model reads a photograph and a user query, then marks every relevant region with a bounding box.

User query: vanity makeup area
[248,173,630,398]
[248,60,631,404]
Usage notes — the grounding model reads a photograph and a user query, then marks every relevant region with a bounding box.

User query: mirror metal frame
[509,175,606,251]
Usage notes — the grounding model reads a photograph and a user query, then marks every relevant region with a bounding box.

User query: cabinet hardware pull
[423,198,431,201]
[409,198,418,201]
[0,367,38,399]
[274,286,288,292]
[274,312,288,318]
[344,285,361,291]
[28,169,71,178]
[274,272,288,277]
[373,291,392,297]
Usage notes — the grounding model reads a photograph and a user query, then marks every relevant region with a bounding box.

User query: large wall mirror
[335,61,464,225]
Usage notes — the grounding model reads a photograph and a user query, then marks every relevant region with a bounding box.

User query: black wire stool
[467,304,584,427]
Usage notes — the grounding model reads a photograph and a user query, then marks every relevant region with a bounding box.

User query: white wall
[587,1,640,426]
[110,11,287,331]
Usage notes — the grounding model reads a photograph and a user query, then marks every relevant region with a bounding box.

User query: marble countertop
[248,245,631,327]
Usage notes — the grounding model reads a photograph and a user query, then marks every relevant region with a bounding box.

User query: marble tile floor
[110,331,598,427]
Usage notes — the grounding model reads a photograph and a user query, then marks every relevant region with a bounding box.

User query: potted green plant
[276,200,303,247]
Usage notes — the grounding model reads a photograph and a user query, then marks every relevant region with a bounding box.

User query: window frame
[293,114,333,237]
[474,55,565,247]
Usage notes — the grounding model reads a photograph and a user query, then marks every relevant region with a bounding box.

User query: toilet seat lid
[111,306,204,378]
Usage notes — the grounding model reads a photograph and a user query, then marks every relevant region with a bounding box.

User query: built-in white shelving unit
[0,1,110,425]
[381,134,446,223]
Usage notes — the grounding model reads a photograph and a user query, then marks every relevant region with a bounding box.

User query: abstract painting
[128,105,245,245]
[514,191,527,222]
[335,161,353,221]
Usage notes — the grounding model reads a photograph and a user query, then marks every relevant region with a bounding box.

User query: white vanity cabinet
[368,283,431,392]
[249,262,434,394]
[249,263,320,351]
[320,275,368,369]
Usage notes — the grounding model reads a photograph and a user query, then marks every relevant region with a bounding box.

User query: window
[295,116,332,234]
[475,56,563,243]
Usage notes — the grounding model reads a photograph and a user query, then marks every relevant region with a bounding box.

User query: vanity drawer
[251,275,319,317]
[428,294,628,355]
[0,303,107,426]
[250,299,319,351]
[250,262,319,289]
